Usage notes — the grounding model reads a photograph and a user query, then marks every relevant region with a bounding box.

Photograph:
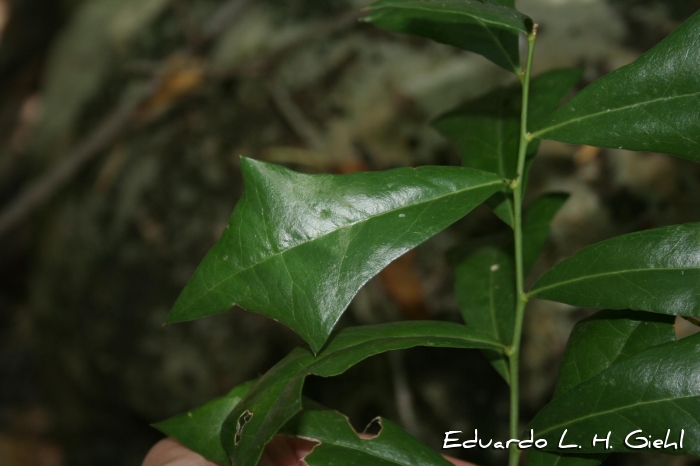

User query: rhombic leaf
[153,380,255,466]
[529,332,700,455]
[529,223,700,316]
[525,310,675,466]
[220,321,502,466]
[434,69,581,226]
[455,247,514,382]
[531,10,700,162]
[363,0,533,73]
[282,406,453,466]
[167,158,503,352]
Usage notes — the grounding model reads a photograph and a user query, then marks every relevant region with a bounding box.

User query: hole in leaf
[361,416,383,440]
[234,410,253,445]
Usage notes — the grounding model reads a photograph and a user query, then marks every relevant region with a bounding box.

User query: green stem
[508,26,537,466]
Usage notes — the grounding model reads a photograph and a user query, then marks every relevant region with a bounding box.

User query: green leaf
[434,91,520,181]
[34,0,169,156]
[522,193,569,273]
[526,69,584,131]
[220,321,502,466]
[153,380,256,466]
[487,192,517,227]
[167,158,503,352]
[529,223,700,316]
[435,69,583,178]
[433,69,582,226]
[525,311,675,466]
[529,332,700,455]
[283,407,453,466]
[531,11,700,162]
[526,451,605,466]
[555,310,676,396]
[363,0,533,72]
[455,247,515,382]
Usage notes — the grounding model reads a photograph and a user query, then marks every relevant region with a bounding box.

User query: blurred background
[1,0,700,465]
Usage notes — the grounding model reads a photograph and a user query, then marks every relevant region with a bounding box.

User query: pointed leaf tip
[168,160,503,351]
[533,11,700,162]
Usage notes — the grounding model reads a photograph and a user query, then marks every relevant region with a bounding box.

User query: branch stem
[508,26,537,466]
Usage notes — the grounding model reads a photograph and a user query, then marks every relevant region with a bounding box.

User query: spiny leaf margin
[168,158,504,352]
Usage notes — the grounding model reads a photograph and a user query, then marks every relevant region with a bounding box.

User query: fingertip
[141,438,217,466]
[291,436,317,460]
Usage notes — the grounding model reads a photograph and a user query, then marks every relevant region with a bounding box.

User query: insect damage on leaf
[155,5,700,466]
[235,410,254,446]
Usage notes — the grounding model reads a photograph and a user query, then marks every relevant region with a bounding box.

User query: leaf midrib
[366,2,528,34]
[191,178,503,307]
[238,327,504,462]
[532,91,700,140]
[315,329,505,370]
[535,391,700,438]
[563,320,650,394]
[529,266,700,298]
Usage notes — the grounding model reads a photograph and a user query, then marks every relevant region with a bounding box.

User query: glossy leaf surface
[434,69,581,226]
[555,310,676,396]
[532,11,700,162]
[529,332,700,454]
[455,247,514,381]
[522,193,568,273]
[168,158,503,352]
[529,223,700,316]
[363,0,532,72]
[525,311,675,466]
[220,321,502,466]
[435,69,583,178]
[153,380,255,466]
[283,407,453,466]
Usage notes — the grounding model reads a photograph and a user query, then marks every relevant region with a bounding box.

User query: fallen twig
[0,5,362,237]
[201,0,256,42]
[682,316,700,328]
[0,78,160,236]
[267,80,326,152]
[0,0,256,237]
[220,10,361,78]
